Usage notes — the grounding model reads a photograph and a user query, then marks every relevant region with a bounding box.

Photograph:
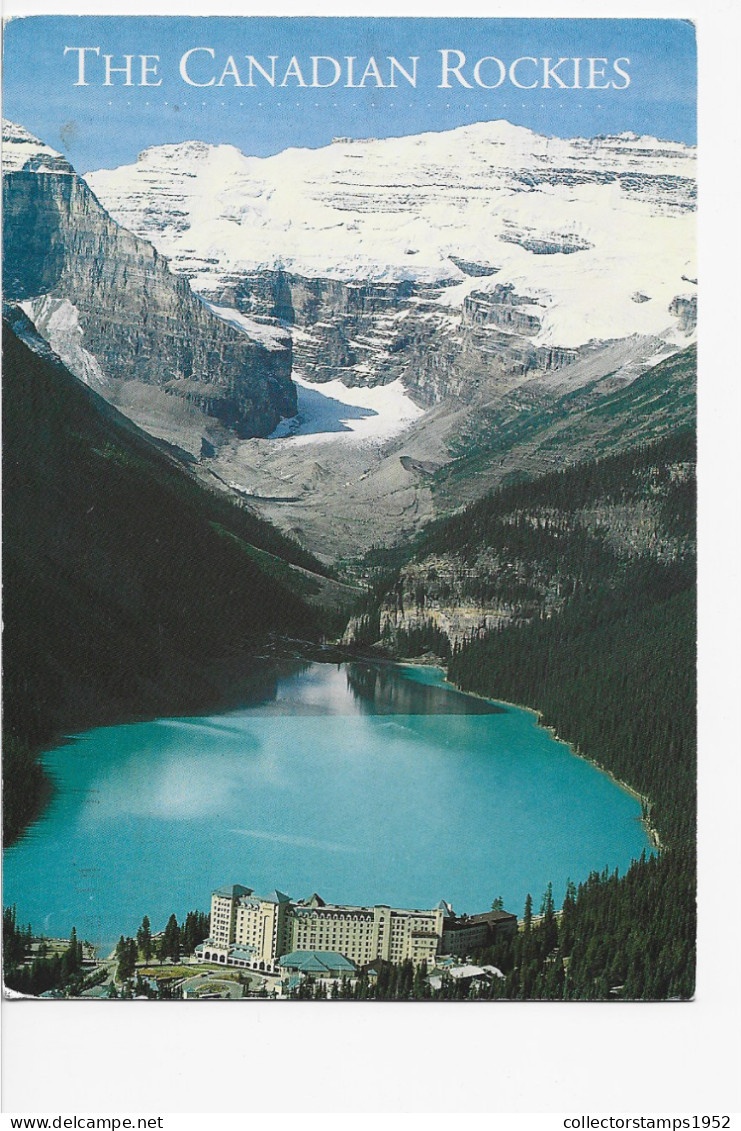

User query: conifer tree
[162,913,180,962]
[137,915,153,962]
[523,893,533,933]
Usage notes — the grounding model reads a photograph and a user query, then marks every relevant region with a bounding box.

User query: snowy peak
[135,138,247,171]
[86,119,696,354]
[2,119,73,174]
[3,118,297,440]
[3,119,44,145]
[87,119,695,278]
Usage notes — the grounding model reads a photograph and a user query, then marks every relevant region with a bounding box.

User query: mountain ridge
[2,118,296,443]
[86,117,696,349]
[85,117,696,454]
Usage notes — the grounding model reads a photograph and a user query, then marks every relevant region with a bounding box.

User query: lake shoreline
[5,652,655,947]
[4,634,354,847]
[8,640,663,861]
[395,656,663,854]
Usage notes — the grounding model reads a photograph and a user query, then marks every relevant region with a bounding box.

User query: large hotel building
[196,883,517,973]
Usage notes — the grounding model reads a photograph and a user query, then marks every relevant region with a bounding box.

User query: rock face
[2,120,295,439]
[669,294,697,334]
[345,426,696,654]
[87,120,697,406]
[201,269,617,410]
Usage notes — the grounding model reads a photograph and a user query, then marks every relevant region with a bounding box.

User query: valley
[78,120,696,560]
[3,117,697,562]
[188,341,696,563]
[2,109,697,1001]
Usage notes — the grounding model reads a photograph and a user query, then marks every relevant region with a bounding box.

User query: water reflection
[345,662,504,715]
[3,660,652,946]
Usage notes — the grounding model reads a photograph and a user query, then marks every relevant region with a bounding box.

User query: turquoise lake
[3,661,653,947]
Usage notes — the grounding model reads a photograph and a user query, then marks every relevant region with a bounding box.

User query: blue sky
[3,17,696,172]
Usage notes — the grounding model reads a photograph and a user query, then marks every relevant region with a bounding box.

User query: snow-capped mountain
[2,119,75,174]
[2,119,295,443]
[3,116,698,562]
[87,120,696,392]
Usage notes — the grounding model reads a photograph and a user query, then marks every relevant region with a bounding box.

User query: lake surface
[3,661,652,947]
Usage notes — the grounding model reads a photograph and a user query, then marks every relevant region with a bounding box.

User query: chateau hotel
[196,883,517,974]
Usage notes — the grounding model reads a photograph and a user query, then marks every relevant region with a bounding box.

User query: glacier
[87,119,696,354]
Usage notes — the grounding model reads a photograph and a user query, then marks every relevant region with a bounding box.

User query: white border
[2,0,740,1117]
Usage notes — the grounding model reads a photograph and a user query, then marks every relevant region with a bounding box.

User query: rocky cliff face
[206,269,584,408]
[345,427,696,654]
[2,121,295,439]
[87,121,697,407]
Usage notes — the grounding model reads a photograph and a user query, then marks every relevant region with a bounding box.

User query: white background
[2,0,740,1118]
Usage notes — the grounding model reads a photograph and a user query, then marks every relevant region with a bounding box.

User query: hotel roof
[278,950,357,975]
[293,900,448,915]
[468,909,518,924]
[301,893,327,908]
[257,889,291,904]
[214,884,253,899]
[229,945,256,961]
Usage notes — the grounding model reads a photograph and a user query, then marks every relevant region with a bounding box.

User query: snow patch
[269,373,424,446]
[204,302,291,351]
[87,118,696,355]
[20,296,109,390]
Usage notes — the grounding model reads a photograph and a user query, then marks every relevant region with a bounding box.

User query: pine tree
[137,915,153,962]
[560,881,577,954]
[162,913,180,962]
[540,883,558,956]
[523,893,533,933]
[115,936,137,983]
[61,927,82,984]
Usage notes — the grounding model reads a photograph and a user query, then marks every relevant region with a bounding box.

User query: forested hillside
[451,578,696,999]
[433,344,696,512]
[2,311,339,845]
[351,429,695,651]
[348,425,696,999]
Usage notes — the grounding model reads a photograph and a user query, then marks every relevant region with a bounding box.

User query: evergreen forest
[348,427,697,999]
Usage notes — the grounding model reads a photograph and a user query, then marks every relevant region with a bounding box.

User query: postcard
[2,15,697,1022]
